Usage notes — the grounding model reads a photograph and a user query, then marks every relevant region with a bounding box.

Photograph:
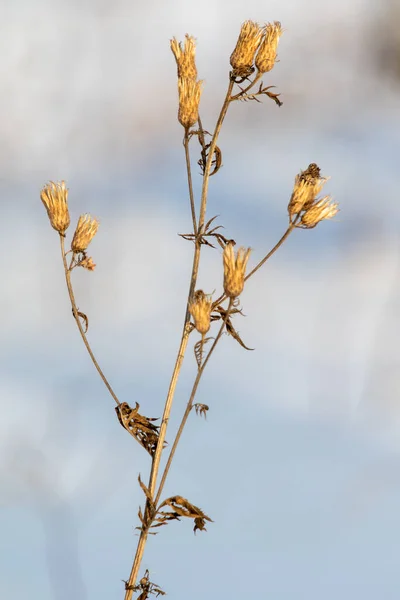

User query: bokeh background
[2,0,400,598]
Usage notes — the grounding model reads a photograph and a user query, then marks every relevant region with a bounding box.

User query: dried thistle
[223,243,251,298]
[230,20,264,78]
[288,163,329,219]
[177,77,202,129]
[189,290,212,334]
[255,21,283,73]
[71,214,99,253]
[170,34,198,80]
[40,180,70,234]
[300,196,339,228]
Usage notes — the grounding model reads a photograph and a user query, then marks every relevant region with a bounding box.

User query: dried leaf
[115,402,165,456]
[194,336,212,367]
[157,495,213,534]
[138,475,155,509]
[194,403,209,418]
[72,308,89,333]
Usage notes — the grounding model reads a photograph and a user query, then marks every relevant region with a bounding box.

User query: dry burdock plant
[41,19,338,599]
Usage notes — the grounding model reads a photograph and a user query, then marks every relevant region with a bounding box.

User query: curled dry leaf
[211,304,254,351]
[157,495,213,534]
[115,402,165,456]
[71,308,89,333]
[194,336,212,367]
[198,143,223,176]
[194,403,209,418]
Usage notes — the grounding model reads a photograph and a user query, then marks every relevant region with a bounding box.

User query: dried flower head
[40,180,70,234]
[223,243,251,298]
[170,35,198,80]
[255,21,283,73]
[230,20,264,78]
[189,290,212,334]
[288,163,329,219]
[178,77,202,129]
[300,196,339,228]
[71,214,99,253]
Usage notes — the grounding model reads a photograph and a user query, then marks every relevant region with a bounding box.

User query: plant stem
[183,129,197,236]
[59,235,120,406]
[155,299,234,507]
[245,221,296,281]
[123,78,235,599]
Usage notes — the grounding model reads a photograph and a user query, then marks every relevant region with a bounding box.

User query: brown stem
[123,78,235,599]
[59,235,120,406]
[245,221,296,281]
[155,298,234,507]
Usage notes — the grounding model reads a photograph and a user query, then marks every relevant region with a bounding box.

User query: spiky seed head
[40,180,70,234]
[223,243,251,299]
[288,163,329,219]
[189,290,212,334]
[170,34,198,80]
[230,20,264,78]
[178,77,202,129]
[301,196,339,228]
[71,214,99,253]
[255,21,283,73]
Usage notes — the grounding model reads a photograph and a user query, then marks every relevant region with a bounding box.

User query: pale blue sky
[2,0,400,598]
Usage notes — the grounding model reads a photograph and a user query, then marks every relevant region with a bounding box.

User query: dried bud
[255,21,283,73]
[71,214,99,253]
[189,290,212,334]
[288,163,329,219]
[40,180,70,234]
[79,256,96,271]
[178,77,202,129]
[170,35,198,80]
[230,20,264,78]
[223,243,251,299]
[300,196,339,228]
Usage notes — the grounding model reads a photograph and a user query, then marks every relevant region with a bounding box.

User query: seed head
[223,243,251,299]
[230,20,264,78]
[178,77,202,129]
[189,290,212,335]
[288,163,329,219]
[170,35,198,80]
[79,256,96,271]
[71,214,99,253]
[300,196,339,228]
[40,180,70,234]
[255,21,283,73]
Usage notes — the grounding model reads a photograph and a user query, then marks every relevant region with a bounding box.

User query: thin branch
[59,234,121,406]
[183,129,197,236]
[230,72,262,101]
[245,221,296,281]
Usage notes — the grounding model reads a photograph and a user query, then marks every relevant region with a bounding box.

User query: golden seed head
[223,243,251,299]
[288,163,329,219]
[71,214,99,253]
[40,180,70,234]
[170,34,198,80]
[178,77,202,129]
[230,20,264,78]
[255,21,283,73]
[189,290,212,335]
[301,196,339,228]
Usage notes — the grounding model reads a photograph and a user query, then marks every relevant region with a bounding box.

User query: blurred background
[1,0,400,598]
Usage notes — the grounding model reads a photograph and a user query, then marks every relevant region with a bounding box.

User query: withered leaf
[72,308,89,333]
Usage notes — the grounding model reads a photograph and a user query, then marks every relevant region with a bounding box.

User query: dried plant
[40,19,338,599]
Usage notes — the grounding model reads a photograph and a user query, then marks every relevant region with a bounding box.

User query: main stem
[123,78,235,599]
